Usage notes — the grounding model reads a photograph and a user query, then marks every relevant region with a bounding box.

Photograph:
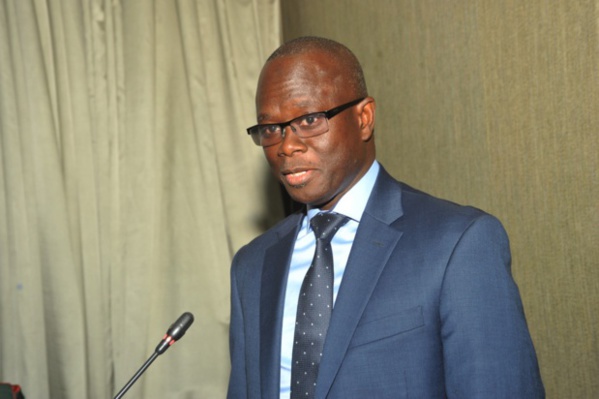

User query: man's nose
[278,125,306,156]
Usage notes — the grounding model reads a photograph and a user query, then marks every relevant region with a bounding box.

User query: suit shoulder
[400,182,490,219]
[394,182,508,241]
[368,167,505,237]
[373,166,495,224]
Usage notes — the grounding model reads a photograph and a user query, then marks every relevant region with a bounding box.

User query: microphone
[113,312,195,399]
[155,312,195,354]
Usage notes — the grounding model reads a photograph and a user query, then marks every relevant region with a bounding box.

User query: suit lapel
[260,214,302,398]
[316,168,405,398]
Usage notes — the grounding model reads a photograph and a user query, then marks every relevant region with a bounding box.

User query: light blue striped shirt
[279,161,380,398]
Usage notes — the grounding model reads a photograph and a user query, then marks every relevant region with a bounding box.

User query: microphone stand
[113,352,158,399]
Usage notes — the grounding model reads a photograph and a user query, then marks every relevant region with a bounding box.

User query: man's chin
[286,182,307,191]
[286,186,318,206]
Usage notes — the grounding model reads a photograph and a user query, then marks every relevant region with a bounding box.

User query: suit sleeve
[227,255,247,399]
[439,214,544,398]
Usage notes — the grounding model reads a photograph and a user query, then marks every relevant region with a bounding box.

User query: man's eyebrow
[257,113,272,123]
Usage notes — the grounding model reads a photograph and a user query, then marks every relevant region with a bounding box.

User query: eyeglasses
[246,98,365,147]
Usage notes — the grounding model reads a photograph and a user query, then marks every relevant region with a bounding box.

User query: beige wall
[281,1,598,397]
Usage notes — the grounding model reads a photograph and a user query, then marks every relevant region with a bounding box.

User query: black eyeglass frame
[246,97,366,146]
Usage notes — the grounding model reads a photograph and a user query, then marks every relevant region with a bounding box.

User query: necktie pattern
[290,212,349,399]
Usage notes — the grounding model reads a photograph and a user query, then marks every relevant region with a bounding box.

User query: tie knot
[310,212,349,243]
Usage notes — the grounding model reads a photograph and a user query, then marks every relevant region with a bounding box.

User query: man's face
[255,51,375,210]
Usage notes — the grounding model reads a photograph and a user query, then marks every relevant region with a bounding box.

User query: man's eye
[261,125,281,135]
[297,114,325,127]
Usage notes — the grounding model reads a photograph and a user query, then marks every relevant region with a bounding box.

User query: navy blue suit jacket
[228,167,544,398]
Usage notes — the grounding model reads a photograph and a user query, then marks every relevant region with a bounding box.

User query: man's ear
[358,97,376,141]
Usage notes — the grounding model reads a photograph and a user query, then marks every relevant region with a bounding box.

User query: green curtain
[0,0,282,398]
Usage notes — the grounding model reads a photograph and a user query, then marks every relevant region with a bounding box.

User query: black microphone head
[155,312,195,355]
[167,312,195,340]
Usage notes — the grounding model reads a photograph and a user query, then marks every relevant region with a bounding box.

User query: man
[228,36,544,398]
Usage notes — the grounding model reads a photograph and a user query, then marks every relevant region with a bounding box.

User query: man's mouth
[283,169,313,187]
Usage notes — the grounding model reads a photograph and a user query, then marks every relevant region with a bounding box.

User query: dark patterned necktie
[290,212,349,399]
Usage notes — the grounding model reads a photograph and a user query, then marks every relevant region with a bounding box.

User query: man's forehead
[258,56,344,97]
